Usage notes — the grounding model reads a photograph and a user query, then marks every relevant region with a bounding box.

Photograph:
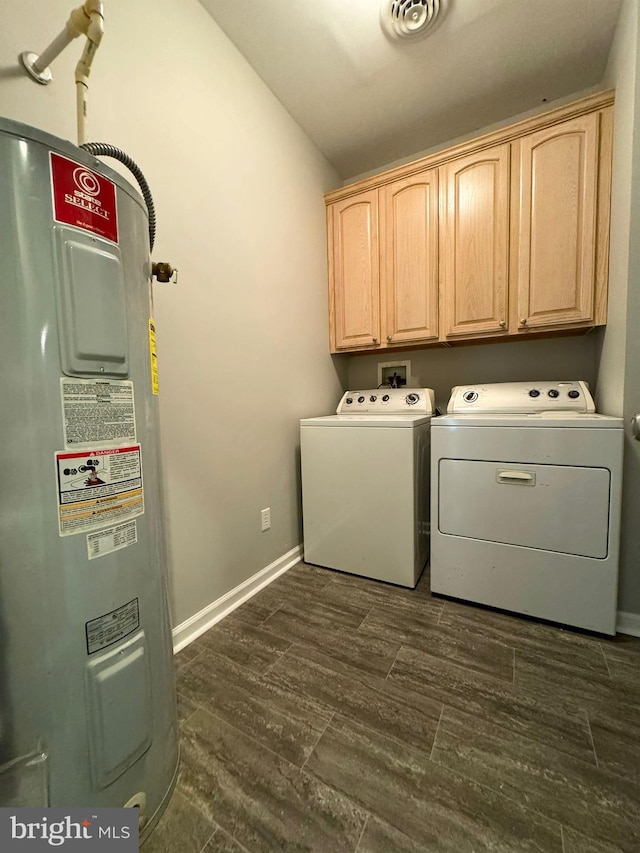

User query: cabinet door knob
[372,337,378,344]
[499,320,505,328]
[520,318,527,326]
[387,335,392,342]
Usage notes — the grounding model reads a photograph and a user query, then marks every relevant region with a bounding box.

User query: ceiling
[200,0,623,181]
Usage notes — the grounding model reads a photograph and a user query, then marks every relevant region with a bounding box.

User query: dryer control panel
[337,388,435,414]
[447,381,595,414]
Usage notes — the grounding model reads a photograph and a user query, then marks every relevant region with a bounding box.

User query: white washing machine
[431,381,624,634]
[301,388,435,587]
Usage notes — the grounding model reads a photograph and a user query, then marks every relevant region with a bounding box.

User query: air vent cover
[381,0,442,40]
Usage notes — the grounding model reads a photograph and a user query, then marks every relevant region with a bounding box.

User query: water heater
[0,117,179,838]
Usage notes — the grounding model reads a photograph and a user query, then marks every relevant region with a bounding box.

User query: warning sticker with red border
[50,151,119,243]
[55,445,144,536]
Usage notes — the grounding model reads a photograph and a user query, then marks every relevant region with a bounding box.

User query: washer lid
[301,414,433,428]
[432,412,623,428]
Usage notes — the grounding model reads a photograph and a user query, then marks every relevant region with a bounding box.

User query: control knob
[369,396,377,402]
[357,396,365,403]
[382,394,390,402]
[548,389,559,398]
[345,398,353,405]
[463,390,478,403]
[529,389,540,398]
[406,393,419,405]
[568,390,580,399]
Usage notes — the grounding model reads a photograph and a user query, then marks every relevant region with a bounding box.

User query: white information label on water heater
[87,519,138,560]
[61,377,136,447]
[55,444,144,536]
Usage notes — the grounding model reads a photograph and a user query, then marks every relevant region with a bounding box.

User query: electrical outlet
[261,507,271,532]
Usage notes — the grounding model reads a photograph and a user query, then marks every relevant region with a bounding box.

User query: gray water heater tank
[0,117,179,839]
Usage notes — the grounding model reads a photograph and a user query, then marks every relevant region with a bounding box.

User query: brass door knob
[499,320,505,328]
[520,318,527,326]
[372,337,378,344]
[387,335,392,342]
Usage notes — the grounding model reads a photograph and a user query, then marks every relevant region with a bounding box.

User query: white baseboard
[172,549,640,644]
[617,610,640,637]
[172,544,302,653]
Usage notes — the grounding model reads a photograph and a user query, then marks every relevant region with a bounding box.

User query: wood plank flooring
[144,562,640,853]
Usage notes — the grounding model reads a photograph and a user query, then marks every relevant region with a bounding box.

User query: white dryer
[301,388,435,587]
[430,381,624,634]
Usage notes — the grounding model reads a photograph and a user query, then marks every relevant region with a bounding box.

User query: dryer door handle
[496,470,536,486]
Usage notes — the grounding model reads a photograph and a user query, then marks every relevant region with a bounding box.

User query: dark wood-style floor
[144,562,640,853]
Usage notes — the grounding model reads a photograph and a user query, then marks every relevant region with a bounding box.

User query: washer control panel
[337,388,435,414]
[448,381,595,414]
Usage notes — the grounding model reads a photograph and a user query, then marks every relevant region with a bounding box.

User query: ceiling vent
[381,0,443,40]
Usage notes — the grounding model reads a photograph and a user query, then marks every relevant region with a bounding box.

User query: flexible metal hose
[79,142,156,251]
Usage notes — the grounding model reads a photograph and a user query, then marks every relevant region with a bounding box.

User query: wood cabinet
[440,144,510,339]
[328,190,379,351]
[329,173,439,352]
[512,112,603,332]
[325,90,613,354]
[381,171,439,346]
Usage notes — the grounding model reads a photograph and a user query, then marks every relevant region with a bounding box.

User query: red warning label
[50,151,118,243]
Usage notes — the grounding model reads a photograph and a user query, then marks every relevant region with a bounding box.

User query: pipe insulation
[80,143,157,251]
[74,3,104,144]
[31,28,76,74]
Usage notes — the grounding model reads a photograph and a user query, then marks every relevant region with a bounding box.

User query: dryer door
[438,459,610,558]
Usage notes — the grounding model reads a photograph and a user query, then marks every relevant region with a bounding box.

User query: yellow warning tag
[149,319,159,395]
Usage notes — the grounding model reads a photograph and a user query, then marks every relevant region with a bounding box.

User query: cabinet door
[328,191,380,351]
[440,144,510,339]
[514,113,598,331]
[380,171,439,345]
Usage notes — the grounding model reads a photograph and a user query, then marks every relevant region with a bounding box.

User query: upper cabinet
[325,91,614,354]
[381,171,439,346]
[512,112,606,333]
[329,173,439,352]
[328,190,379,351]
[440,144,510,340]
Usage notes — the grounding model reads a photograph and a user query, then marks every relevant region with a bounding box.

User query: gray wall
[0,0,346,628]
[597,0,636,417]
[347,336,600,414]
[597,0,640,616]
[614,0,640,616]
